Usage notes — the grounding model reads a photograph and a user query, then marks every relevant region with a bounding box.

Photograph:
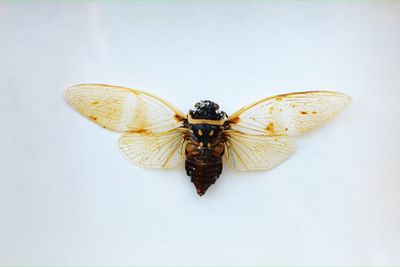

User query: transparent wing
[119,129,187,168]
[224,130,295,171]
[228,91,350,136]
[65,84,186,133]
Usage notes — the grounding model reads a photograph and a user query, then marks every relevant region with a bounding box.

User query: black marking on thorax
[190,124,223,148]
[186,100,227,148]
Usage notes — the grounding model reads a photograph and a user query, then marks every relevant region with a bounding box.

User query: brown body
[185,141,225,196]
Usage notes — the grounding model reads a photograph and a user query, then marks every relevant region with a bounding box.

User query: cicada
[65,84,350,196]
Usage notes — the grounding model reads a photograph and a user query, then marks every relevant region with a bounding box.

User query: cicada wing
[228,91,350,136]
[119,129,188,169]
[65,84,186,133]
[224,130,295,171]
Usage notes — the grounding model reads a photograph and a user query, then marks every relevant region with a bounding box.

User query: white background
[1,1,400,266]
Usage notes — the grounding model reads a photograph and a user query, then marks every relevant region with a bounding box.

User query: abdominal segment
[185,142,224,196]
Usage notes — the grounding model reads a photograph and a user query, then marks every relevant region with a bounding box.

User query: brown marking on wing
[229,116,240,124]
[129,128,149,134]
[89,115,97,121]
[91,101,99,105]
[266,122,275,134]
[300,111,308,115]
[269,106,274,114]
[312,111,317,115]
[174,114,185,121]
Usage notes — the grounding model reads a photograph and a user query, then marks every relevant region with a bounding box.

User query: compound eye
[214,103,219,110]
[195,102,200,108]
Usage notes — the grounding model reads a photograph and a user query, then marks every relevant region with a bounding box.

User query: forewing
[224,130,295,171]
[65,84,185,132]
[228,91,350,136]
[119,129,187,168]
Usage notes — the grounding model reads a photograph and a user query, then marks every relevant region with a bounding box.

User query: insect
[65,84,350,196]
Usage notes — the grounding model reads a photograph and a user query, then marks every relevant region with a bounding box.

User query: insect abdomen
[185,143,224,196]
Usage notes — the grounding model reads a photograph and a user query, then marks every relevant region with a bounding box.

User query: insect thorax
[187,100,226,148]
